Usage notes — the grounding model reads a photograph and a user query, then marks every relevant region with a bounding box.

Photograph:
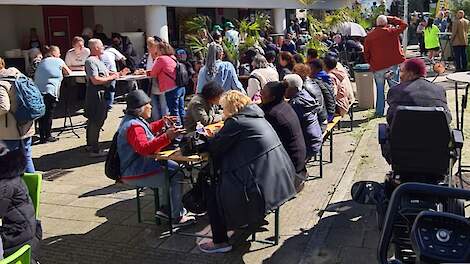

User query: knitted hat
[126,90,151,111]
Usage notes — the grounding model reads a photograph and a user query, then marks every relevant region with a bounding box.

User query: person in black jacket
[386,58,451,125]
[0,141,41,261]
[199,91,298,254]
[293,63,329,130]
[309,59,336,124]
[111,33,138,70]
[382,58,451,163]
[260,81,308,187]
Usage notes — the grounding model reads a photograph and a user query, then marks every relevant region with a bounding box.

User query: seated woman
[260,81,308,190]
[184,81,224,132]
[247,54,279,103]
[117,90,195,227]
[284,74,323,160]
[0,141,41,261]
[199,91,298,253]
[323,55,352,117]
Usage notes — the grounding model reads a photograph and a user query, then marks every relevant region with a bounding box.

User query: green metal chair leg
[136,188,142,223]
[152,188,161,225]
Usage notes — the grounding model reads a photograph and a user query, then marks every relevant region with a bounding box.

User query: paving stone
[41,217,102,235]
[68,196,125,209]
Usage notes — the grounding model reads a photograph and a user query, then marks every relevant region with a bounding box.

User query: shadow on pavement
[33,141,112,171]
[79,183,136,198]
[263,200,379,264]
[40,197,250,264]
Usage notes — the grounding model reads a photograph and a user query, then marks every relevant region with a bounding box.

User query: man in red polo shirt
[364,15,408,116]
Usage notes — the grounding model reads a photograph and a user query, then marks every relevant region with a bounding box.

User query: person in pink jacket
[150,42,185,125]
[324,55,351,117]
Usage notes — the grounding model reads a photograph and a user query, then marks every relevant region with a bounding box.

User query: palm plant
[305,14,329,56]
[184,16,212,59]
[185,15,211,35]
[254,12,272,33]
[297,0,316,6]
[222,37,239,64]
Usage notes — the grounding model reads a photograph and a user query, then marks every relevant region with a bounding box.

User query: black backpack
[105,132,121,180]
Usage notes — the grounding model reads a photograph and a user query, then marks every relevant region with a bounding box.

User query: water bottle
[196,122,205,134]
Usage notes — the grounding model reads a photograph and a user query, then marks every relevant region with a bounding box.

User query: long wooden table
[154,121,223,162]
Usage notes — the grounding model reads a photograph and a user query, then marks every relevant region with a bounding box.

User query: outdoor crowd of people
[0,5,467,260]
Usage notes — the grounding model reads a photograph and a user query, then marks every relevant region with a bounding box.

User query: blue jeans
[151,94,168,121]
[122,160,185,218]
[165,87,186,126]
[373,65,400,116]
[4,137,35,173]
[453,46,468,72]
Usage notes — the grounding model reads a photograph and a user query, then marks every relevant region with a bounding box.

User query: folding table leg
[274,208,280,245]
[320,145,323,178]
[330,132,334,163]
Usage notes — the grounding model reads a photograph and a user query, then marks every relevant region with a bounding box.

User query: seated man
[387,58,451,125]
[284,74,323,160]
[381,58,452,163]
[185,81,224,132]
[260,81,307,191]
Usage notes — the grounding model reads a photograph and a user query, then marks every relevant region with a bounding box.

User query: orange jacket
[364,17,408,72]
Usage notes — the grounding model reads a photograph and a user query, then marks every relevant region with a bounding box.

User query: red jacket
[364,17,408,72]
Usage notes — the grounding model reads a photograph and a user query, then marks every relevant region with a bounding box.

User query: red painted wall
[42,6,83,52]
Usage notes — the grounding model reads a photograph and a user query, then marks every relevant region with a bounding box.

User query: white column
[145,5,169,42]
[273,8,286,35]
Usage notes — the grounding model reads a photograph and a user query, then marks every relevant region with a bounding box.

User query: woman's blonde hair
[43,45,60,57]
[0,57,5,70]
[220,90,252,118]
[146,37,158,48]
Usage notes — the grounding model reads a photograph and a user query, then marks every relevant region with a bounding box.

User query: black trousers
[453,46,468,72]
[38,93,57,140]
[204,182,229,244]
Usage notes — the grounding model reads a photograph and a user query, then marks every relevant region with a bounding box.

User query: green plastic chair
[22,173,42,218]
[0,244,31,264]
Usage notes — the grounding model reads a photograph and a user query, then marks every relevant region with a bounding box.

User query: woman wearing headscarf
[197,43,244,94]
